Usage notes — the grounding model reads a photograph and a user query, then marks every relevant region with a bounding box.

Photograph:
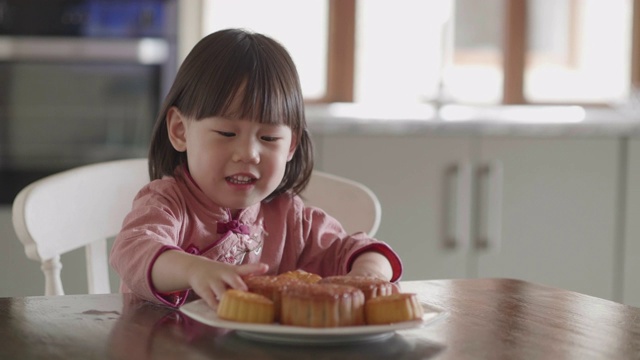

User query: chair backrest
[300,171,381,238]
[12,160,380,296]
[12,158,150,295]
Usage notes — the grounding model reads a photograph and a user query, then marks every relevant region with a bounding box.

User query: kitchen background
[2,0,640,308]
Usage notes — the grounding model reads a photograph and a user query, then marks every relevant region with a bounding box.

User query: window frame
[632,0,640,89]
[323,0,639,106]
[311,0,356,103]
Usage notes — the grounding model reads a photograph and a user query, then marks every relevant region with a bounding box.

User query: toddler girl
[110,28,402,309]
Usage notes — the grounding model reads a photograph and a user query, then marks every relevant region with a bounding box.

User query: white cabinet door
[475,137,620,300]
[318,134,620,301]
[623,139,640,307]
[318,134,474,281]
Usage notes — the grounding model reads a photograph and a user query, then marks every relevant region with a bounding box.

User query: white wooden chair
[11,158,150,295]
[11,158,381,295]
[301,171,381,238]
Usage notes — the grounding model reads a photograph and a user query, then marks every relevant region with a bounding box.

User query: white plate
[179,299,446,345]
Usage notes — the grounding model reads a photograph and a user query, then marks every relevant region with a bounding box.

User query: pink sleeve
[291,200,403,281]
[109,182,190,307]
[346,242,403,282]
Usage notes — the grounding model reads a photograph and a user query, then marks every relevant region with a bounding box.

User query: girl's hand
[186,260,269,309]
[347,266,400,294]
[347,251,400,293]
[347,251,393,281]
[150,250,268,309]
[346,267,388,280]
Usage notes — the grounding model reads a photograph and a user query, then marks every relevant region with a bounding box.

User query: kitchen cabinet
[316,134,619,300]
[623,139,640,307]
[318,134,476,281]
[473,137,618,300]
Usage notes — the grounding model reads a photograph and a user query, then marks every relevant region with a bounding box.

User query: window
[525,0,632,104]
[450,0,504,104]
[200,0,636,106]
[201,0,328,99]
[354,1,456,104]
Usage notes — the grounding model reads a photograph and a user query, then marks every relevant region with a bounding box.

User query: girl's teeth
[228,176,253,184]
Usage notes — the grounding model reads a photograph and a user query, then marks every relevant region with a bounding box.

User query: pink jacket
[110,168,403,307]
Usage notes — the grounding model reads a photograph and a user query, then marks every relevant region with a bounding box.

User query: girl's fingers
[192,262,270,310]
[218,263,269,292]
[390,282,401,294]
[210,280,228,301]
[237,262,269,276]
[195,284,219,310]
[221,273,248,291]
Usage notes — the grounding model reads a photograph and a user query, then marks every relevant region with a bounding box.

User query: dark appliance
[0,0,177,203]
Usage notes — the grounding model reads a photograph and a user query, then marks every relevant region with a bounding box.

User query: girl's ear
[287,134,298,162]
[166,107,187,152]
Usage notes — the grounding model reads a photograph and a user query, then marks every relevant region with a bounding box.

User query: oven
[0,0,177,203]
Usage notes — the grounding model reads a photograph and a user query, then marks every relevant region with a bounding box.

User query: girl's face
[167,107,297,215]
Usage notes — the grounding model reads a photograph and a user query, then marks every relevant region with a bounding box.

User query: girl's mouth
[226,175,256,185]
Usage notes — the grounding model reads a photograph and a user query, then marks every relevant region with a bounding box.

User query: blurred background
[2,0,640,305]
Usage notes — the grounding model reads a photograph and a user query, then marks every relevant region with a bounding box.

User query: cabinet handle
[477,161,503,251]
[443,162,472,249]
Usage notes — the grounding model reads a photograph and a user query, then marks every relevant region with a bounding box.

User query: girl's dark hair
[148,28,313,199]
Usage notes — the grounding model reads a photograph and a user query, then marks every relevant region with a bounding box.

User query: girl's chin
[222,198,264,211]
[211,188,275,210]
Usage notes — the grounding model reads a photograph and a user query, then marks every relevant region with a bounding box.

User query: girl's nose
[232,139,260,164]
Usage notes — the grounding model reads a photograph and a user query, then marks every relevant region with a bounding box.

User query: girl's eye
[261,136,280,142]
[215,131,235,137]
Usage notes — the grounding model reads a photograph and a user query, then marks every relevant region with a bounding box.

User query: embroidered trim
[222,222,266,264]
[217,209,267,264]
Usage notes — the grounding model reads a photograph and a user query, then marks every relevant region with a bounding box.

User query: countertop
[305,103,640,138]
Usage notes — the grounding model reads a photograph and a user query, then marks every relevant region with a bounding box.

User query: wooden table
[1,278,639,359]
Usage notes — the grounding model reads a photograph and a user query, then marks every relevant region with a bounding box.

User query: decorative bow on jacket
[216,219,251,235]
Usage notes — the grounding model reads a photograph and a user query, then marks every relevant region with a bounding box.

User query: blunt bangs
[176,30,304,132]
